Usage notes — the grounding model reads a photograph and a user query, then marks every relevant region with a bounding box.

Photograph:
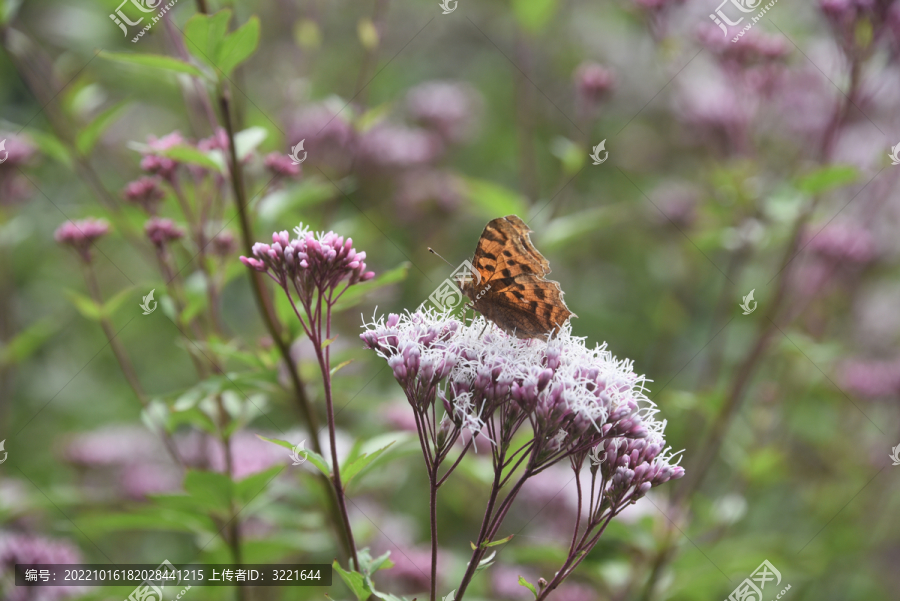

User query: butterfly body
[461,215,574,340]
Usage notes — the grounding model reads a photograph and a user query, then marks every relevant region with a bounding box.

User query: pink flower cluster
[53,218,110,261]
[144,217,185,248]
[0,532,84,601]
[361,310,684,502]
[241,225,374,300]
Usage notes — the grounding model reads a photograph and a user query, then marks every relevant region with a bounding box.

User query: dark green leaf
[183,9,232,67]
[341,441,394,489]
[100,51,206,78]
[235,466,283,506]
[332,561,371,601]
[76,101,130,155]
[216,16,261,76]
[256,435,331,478]
[183,469,233,514]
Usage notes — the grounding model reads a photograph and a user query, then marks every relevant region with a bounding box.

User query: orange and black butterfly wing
[468,215,575,339]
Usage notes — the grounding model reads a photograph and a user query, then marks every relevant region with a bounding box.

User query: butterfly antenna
[428,247,456,268]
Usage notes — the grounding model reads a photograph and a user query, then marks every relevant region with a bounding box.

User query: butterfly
[459,215,575,340]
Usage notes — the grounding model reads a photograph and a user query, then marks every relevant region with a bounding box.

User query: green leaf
[256,435,331,478]
[356,548,394,575]
[160,144,224,172]
[183,469,233,514]
[216,16,261,76]
[322,336,338,349]
[0,0,23,25]
[76,101,130,155]
[184,9,232,67]
[22,128,71,167]
[511,0,558,33]
[518,576,538,599]
[482,534,514,548]
[0,318,57,366]
[332,561,372,601]
[330,359,354,376]
[234,126,268,160]
[341,441,394,489]
[795,165,858,196]
[463,177,528,219]
[102,286,136,317]
[100,51,206,78]
[234,466,283,506]
[333,262,410,313]
[64,289,102,321]
[549,136,585,175]
[258,177,338,221]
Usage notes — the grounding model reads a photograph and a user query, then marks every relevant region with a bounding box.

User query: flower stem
[81,261,184,468]
[217,86,354,561]
[430,465,439,601]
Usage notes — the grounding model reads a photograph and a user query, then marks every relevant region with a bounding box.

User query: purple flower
[804,222,876,264]
[356,124,442,170]
[697,24,789,65]
[841,357,900,398]
[241,224,375,303]
[54,218,110,261]
[264,152,302,178]
[361,309,684,501]
[395,169,464,215]
[122,176,165,213]
[198,127,229,152]
[140,131,185,179]
[406,80,483,143]
[287,103,356,173]
[145,217,185,248]
[0,133,37,168]
[64,424,163,466]
[0,532,84,601]
[574,62,615,108]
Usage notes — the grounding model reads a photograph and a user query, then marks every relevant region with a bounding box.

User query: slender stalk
[429,465,439,601]
[312,294,360,569]
[81,261,184,468]
[218,86,355,561]
[214,395,246,601]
